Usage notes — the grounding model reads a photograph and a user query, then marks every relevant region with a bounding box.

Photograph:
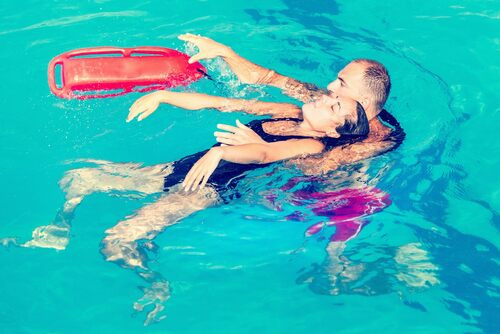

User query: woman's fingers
[199,161,218,189]
[199,174,209,190]
[215,120,264,145]
[229,120,254,136]
[188,159,210,191]
[126,110,138,122]
[236,119,265,143]
[127,106,145,122]
[190,168,206,191]
[235,119,249,129]
[129,97,142,110]
[214,126,252,145]
[216,137,237,145]
[137,108,153,121]
[127,94,153,122]
[214,131,237,139]
[236,120,258,136]
[184,169,199,191]
[217,124,242,134]
[183,159,203,190]
[130,94,148,109]
[214,130,242,145]
[183,148,222,191]
[128,100,142,114]
[128,105,153,122]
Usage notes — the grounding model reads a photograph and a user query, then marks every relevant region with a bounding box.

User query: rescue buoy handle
[62,46,182,59]
[47,56,66,97]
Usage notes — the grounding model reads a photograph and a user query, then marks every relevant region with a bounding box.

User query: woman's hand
[183,147,224,191]
[178,33,232,64]
[215,120,266,146]
[127,91,168,122]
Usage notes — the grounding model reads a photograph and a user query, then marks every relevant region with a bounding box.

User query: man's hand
[182,147,223,191]
[214,120,266,146]
[127,91,167,122]
[178,33,232,64]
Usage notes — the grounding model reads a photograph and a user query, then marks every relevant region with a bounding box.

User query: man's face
[327,61,367,104]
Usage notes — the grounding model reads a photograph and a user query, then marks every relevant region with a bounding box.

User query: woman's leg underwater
[21,160,173,250]
[100,185,220,325]
[100,185,219,268]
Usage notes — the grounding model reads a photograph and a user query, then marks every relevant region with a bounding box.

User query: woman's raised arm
[127,91,301,122]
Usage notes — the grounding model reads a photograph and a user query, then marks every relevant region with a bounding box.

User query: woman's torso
[163,117,372,195]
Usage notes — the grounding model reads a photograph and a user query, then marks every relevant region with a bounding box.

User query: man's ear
[360,96,370,109]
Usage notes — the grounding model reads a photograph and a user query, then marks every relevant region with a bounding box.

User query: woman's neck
[263,119,326,137]
[296,120,325,137]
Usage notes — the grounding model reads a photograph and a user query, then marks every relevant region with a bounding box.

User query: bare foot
[22,224,70,250]
[133,280,170,325]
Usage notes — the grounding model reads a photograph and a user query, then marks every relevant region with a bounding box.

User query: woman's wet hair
[335,102,369,136]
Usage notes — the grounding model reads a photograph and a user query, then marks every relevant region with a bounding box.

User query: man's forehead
[339,61,366,79]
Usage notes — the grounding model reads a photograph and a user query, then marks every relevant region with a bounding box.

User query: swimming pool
[0,0,498,332]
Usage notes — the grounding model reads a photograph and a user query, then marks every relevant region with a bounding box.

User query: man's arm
[178,33,327,103]
[214,51,327,103]
[295,139,396,175]
[127,91,301,122]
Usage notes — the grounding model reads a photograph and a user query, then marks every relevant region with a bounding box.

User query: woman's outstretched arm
[127,91,301,122]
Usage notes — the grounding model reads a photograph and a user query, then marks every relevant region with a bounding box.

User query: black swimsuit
[163,111,404,194]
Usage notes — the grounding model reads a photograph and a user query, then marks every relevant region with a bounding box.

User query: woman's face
[302,95,357,137]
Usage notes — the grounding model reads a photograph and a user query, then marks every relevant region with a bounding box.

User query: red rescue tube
[48,47,206,99]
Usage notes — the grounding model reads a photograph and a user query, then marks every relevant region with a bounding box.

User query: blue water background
[0,0,499,333]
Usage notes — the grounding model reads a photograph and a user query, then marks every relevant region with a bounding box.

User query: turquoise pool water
[1,0,499,333]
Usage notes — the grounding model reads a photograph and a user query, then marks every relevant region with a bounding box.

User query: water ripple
[458,11,500,20]
[0,10,147,36]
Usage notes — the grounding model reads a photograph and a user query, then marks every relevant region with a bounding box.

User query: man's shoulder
[367,118,392,142]
[368,110,404,141]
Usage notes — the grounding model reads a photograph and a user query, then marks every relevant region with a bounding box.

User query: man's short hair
[335,102,369,136]
[354,59,391,110]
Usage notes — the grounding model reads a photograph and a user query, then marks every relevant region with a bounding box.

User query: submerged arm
[296,138,397,175]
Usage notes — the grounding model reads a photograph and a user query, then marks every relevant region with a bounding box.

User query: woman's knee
[100,235,147,269]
